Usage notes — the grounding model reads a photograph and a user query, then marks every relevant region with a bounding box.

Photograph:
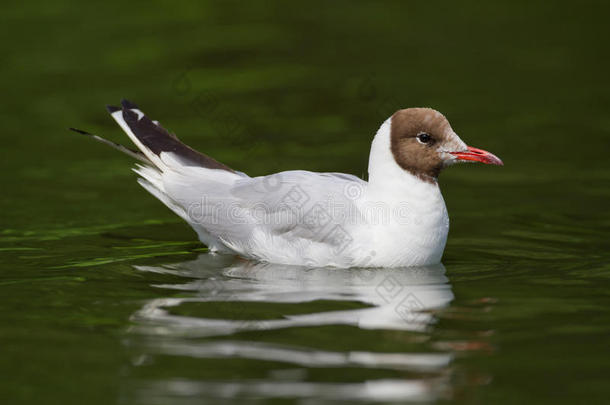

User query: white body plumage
[131,118,449,267]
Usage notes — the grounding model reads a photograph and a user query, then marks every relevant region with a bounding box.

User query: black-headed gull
[71,100,502,267]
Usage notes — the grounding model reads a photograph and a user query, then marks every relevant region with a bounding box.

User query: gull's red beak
[450,146,503,166]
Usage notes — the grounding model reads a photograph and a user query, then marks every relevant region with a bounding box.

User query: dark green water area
[2,1,609,403]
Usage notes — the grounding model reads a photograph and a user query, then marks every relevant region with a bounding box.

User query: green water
[2,1,610,403]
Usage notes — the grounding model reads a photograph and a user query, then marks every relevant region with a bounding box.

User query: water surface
[2,1,610,404]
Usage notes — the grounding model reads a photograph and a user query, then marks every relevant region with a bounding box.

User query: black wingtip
[106,105,120,113]
[121,99,138,109]
[69,127,93,136]
[122,108,138,121]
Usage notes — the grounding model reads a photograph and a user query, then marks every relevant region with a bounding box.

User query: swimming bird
[71,100,502,267]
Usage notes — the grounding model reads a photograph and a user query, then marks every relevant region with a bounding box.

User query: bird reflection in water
[123,254,463,404]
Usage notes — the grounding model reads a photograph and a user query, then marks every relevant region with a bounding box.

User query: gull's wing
[72,99,237,173]
[162,169,368,262]
[107,99,236,172]
[73,99,368,261]
[73,99,246,252]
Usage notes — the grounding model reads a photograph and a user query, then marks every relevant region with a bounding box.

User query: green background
[2,1,609,404]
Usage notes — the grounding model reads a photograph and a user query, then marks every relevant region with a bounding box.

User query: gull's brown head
[390,108,503,183]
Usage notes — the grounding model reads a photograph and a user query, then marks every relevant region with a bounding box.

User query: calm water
[2,1,610,404]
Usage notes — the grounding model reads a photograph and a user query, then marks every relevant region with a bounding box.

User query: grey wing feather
[69,127,151,164]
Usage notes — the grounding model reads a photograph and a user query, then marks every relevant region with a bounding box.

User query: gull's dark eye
[417,132,432,144]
